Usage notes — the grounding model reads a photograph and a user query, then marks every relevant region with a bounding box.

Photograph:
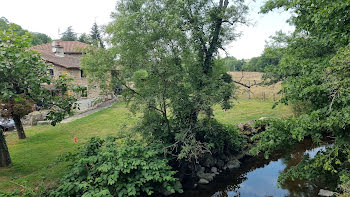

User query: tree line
[221,43,282,72]
[0,17,51,46]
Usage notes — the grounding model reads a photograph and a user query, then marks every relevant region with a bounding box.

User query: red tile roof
[31,41,90,53]
[30,41,90,69]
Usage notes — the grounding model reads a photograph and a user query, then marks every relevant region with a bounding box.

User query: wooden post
[273,93,276,101]
[262,92,265,101]
[247,80,251,99]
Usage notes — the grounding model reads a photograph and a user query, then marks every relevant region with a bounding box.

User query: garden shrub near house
[51,137,182,197]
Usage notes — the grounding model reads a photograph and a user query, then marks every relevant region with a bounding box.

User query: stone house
[31,41,101,100]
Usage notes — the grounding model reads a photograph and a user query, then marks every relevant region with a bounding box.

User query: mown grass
[0,99,291,192]
[214,99,292,125]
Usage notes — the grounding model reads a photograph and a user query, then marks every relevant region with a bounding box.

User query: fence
[229,72,283,101]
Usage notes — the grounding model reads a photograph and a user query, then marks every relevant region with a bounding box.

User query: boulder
[198,178,209,184]
[211,167,219,174]
[204,155,216,168]
[258,117,269,121]
[216,159,225,168]
[318,189,336,197]
[196,171,215,182]
[234,152,246,160]
[237,123,245,131]
[247,120,256,126]
[225,157,240,169]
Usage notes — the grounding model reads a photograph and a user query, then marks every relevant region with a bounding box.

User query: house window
[81,70,85,78]
[81,87,88,97]
[48,69,54,77]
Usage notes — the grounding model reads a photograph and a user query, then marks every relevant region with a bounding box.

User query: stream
[181,139,332,197]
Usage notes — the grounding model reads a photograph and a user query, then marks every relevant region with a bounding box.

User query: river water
[181,139,332,197]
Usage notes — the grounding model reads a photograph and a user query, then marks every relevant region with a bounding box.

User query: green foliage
[60,26,77,41]
[81,47,117,93]
[252,0,350,192]
[78,33,91,44]
[196,118,246,155]
[31,32,52,45]
[51,137,182,197]
[0,27,50,115]
[0,28,79,125]
[0,189,36,197]
[243,45,283,72]
[290,100,312,117]
[0,17,51,46]
[90,22,104,48]
[0,27,80,167]
[102,0,248,163]
[220,56,244,71]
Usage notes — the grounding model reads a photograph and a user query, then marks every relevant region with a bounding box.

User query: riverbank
[0,99,291,193]
[181,137,334,197]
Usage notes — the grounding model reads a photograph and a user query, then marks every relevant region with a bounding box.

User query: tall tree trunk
[13,115,26,139]
[0,130,11,167]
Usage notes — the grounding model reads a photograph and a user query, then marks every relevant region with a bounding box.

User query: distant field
[229,72,282,100]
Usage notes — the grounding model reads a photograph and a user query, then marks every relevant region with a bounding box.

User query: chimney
[52,41,64,57]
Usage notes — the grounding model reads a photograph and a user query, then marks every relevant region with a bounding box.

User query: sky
[0,0,294,59]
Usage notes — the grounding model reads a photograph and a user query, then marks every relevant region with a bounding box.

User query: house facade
[31,41,101,100]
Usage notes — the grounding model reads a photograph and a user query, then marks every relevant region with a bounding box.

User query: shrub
[51,137,182,197]
[196,118,246,155]
[290,100,313,117]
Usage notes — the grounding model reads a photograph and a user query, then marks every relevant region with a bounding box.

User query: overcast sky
[0,0,294,59]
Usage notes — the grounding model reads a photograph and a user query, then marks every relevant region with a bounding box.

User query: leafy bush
[196,118,246,155]
[290,100,313,117]
[51,137,182,197]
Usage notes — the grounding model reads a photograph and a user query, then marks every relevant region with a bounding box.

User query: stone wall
[50,65,102,99]
[22,111,49,126]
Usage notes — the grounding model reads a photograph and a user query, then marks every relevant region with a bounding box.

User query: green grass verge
[214,99,292,124]
[0,99,291,192]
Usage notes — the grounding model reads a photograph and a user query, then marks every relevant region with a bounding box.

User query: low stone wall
[22,111,49,126]
[22,95,116,126]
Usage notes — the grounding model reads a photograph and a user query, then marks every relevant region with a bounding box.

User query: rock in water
[318,189,335,197]
[198,178,209,184]
[211,167,219,174]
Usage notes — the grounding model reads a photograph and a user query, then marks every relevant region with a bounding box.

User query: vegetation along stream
[181,139,333,197]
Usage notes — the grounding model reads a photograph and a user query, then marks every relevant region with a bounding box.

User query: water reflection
[180,139,331,197]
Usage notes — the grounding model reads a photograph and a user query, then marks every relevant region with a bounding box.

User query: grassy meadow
[229,72,283,100]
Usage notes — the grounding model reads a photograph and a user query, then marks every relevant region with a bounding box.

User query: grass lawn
[0,99,291,192]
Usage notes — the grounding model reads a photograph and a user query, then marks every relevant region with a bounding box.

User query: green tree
[251,0,350,192]
[100,0,248,165]
[221,56,244,71]
[90,22,104,48]
[0,17,52,46]
[32,32,52,45]
[0,17,9,30]
[0,28,79,167]
[60,26,77,41]
[81,47,117,92]
[78,33,91,44]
